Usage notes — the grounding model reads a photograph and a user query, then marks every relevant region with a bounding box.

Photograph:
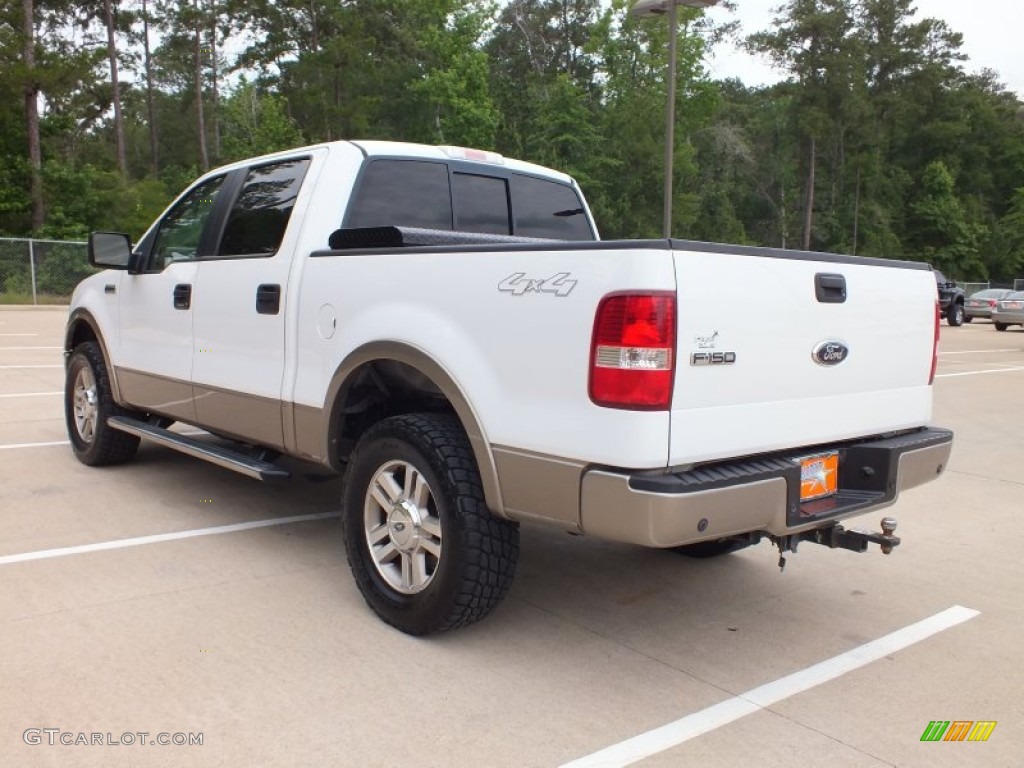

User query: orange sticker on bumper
[800,452,839,501]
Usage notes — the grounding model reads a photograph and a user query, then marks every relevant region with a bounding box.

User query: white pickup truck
[66,140,953,635]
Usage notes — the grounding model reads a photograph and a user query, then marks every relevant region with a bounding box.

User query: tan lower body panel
[292,402,324,461]
[115,368,197,424]
[193,384,285,450]
[491,447,585,531]
[115,368,286,451]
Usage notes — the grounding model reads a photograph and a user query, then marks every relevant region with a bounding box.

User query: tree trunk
[103,0,127,175]
[142,0,158,174]
[852,160,861,255]
[802,135,816,251]
[22,0,43,231]
[208,2,220,161]
[193,6,209,172]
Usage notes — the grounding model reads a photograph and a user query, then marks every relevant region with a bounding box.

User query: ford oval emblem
[812,340,849,366]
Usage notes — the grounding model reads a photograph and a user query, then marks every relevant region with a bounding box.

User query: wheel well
[330,359,456,465]
[67,319,98,351]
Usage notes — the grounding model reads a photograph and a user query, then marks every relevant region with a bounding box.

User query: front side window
[510,175,593,240]
[218,158,310,257]
[150,176,226,269]
[346,160,452,230]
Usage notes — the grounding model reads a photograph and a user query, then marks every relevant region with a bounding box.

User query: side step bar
[107,416,290,481]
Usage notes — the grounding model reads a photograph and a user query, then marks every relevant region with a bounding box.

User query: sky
[702,0,1024,97]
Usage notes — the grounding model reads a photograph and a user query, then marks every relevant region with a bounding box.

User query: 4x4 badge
[498,272,577,297]
[812,340,849,366]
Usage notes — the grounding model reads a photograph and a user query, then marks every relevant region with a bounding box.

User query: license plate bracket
[798,452,839,502]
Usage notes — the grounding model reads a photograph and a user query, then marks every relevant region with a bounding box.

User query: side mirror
[88,232,133,269]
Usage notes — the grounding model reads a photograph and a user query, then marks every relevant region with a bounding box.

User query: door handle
[815,273,846,304]
[173,283,192,310]
[256,284,281,315]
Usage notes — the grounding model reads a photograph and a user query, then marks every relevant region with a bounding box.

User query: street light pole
[631,0,719,239]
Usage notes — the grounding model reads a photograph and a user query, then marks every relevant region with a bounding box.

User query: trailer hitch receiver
[803,516,901,554]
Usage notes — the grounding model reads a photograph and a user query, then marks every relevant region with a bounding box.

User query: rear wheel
[341,413,519,635]
[962,315,973,323]
[995,322,1009,332]
[947,302,964,326]
[65,342,140,466]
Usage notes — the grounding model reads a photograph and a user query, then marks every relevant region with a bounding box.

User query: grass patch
[0,292,71,305]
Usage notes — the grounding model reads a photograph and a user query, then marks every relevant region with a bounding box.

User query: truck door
[190,156,315,449]
[116,174,228,423]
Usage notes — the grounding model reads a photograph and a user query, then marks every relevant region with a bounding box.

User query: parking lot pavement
[1,310,1021,767]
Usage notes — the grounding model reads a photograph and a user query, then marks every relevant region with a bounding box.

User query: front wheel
[341,413,519,635]
[995,322,1008,332]
[64,342,140,465]
[947,302,964,326]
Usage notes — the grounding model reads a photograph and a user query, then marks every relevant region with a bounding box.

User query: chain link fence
[0,237,95,304]
[959,281,989,297]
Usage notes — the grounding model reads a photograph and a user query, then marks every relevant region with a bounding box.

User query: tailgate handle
[815,273,846,304]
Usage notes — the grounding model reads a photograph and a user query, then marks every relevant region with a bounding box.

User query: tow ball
[774,517,900,571]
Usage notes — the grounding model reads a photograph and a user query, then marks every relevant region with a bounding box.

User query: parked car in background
[965,288,1015,322]
[991,292,1024,331]
[934,271,965,326]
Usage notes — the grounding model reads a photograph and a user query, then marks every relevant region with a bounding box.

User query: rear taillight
[929,300,940,385]
[989,300,997,307]
[590,292,676,409]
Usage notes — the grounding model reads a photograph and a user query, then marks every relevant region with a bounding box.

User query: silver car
[965,288,1015,322]
[991,291,1024,331]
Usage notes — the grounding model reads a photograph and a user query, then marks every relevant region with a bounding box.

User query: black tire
[341,413,519,635]
[962,315,973,323]
[65,342,140,466]
[995,322,1008,332]
[673,538,752,559]
[947,302,964,326]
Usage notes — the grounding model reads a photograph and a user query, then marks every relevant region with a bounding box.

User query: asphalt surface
[1,307,1020,768]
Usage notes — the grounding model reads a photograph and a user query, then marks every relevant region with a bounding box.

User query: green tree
[907,161,986,278]
[220,81,303,161]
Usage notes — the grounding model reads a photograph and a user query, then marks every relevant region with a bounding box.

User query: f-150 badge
[691,351,736,366]
[498,272,577,297]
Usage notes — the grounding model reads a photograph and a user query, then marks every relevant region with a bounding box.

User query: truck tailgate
[669,246,936,466]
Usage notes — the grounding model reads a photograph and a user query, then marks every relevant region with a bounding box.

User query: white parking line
[0,391,62,398]
[0,364,62,369]
[938,348,1019,355]
[560,605,979,768]
[0,440,69,450]
[936,365,1024,379]
[0,431,208,450]
[0,512,341,566]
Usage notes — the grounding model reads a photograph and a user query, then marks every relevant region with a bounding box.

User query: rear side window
[510,175,593,240]
[218,158,310,257]
[452,173,510,234]
[346,160,452,230]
